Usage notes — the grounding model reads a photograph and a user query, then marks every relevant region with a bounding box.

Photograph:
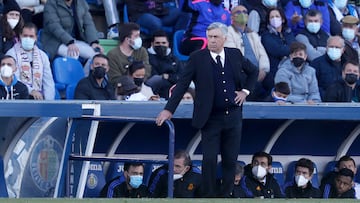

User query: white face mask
[252,165,267,180]
[270,17,282,28]
[342,28,356,41]
[295,175,309,187]
[130,37,142,50]
[7,19,19,29]
[1,65,13,78]
[21,37,36,51]
[173,174,183,181]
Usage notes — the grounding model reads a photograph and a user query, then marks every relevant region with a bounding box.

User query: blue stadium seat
[83,161,106,198]
[270,161,285,187]
[52,57,85,99]
[105,162,124,182]
[192,160,202,172]
[173,30,189,61]
[123,4,173,35]
[144,162,164,185]
[323,161,337,176]
[285,161,319,188]
[0,156,8,197]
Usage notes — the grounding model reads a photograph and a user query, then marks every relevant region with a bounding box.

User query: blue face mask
[129,175,143,189]
[306,22,321,33]
[299,0,312,8]
[262,0,277,7]
[327,47,342,61]
[21,37,35,51]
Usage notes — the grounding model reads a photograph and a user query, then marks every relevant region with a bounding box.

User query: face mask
[270,17,282,28]
[327,48,342,61]
[153,45,168,57]
[210,0,222,6]
[299,0,312,8]
[334,0,347,9]
[93,66,106,79]
[295,175,309,187]
[173,174,183,181]
[345,73,358,84]
[1,65,13,78]
[129,175,143,189]
[252,165,267,180]
[21,37,36,51]
[273,92,287,102]
[133,77,144,87]
[342,28,356,41]
[7,19,19,29]
[130,37,142,50]
[306,22,321,33]
[262,0,278,7]
[292,57,305,67]
[234,13,248,25]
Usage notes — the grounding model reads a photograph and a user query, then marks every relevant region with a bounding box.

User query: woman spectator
[15,0,46,29]
[261,8,295,92]
[0,0,24,58]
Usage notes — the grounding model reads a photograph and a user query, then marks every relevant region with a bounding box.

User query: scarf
[14,42,44,92]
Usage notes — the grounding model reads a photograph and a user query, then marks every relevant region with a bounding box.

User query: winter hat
[3,0,21,14]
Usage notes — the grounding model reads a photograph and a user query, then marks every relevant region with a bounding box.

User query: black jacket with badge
[148,165,202,198]
[100,176,149,198]
[284,180,321,198]
[74,74,115,100]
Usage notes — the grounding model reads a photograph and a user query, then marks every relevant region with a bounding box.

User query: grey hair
[327,36,345,48]
[206,22,228,36]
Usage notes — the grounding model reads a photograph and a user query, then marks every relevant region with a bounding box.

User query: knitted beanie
[3,0,21,14]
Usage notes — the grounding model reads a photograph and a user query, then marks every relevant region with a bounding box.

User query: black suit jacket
[165,47,258,129]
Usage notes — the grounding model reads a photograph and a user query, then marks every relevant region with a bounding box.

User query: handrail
[73,116,175,198]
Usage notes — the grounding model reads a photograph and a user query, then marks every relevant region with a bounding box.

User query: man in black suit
[156,22,258,197]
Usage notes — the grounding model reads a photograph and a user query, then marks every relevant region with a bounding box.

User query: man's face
[273,91,288,99]
[252,156,270,172]
[342,23,358,32]
[207,28,226,54]
[327,37,344,53]
[152,36,169,48]
[1,58,16,71]
[305,14,322,25]
[234,174,242,185]
[128,30,141,47]
[91,57,109,72]
[21,27,37,43]
[335,175,353,195]
[174,157,190,175]
[338,160,357,175]
[296,166,312,180]
[124,165,144,182]
[342,63,360,80]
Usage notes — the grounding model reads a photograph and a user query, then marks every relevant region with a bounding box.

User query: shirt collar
[210,49,225,64]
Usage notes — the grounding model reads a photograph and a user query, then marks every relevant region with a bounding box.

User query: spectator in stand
[263,81,291,104]
[42,0,104,61]
[100,162,149,198]
[148,150,201,198]
[180,0,231,55]
[107,23,151,87]
[324,61,360,102]
[247,0,280,35]
[295,9,329,62]
[15,0,46,29]
[146,30,182,99]
[0,55,28,99]
[275,41,321,104]
[74,54,115,100]
[0,0,24,58]
[341,15,360,64]
[124,0,189,35]
[321,155,360,199]
[7,23,55,100]
[310,36,345,99]
[240,151,284,198]
[261,8,295,94]
[328,0,359,36]
[322,168,356,198]
[284,0,330,35]
[225,5,270,101]
[284,158,321,198]
[231,162,246,198]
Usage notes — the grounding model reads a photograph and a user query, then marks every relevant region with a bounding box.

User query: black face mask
[133,77,144,87]
[292,57,305,67]
[93,66,106,79]
[210,0,222,6]
[345,73,358,85]
[153,46,168,57]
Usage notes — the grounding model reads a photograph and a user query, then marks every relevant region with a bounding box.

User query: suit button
[221,72,224,75]
[223,81,226,84]
[223,89,227,93]
[225,111,229,115]
[225,98,228,102]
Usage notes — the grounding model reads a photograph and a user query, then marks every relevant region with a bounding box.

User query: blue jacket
[261,27,296,75]
[310,54,343,100]
[285,0,330,35]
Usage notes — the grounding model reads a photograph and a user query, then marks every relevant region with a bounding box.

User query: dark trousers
[200,108,242,197]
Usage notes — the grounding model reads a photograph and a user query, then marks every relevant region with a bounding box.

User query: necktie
[216,55,223,68]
